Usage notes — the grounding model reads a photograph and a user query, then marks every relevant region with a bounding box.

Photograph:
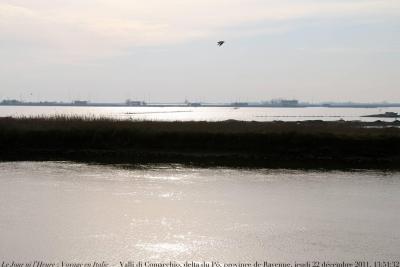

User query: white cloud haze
[0,0,399,102]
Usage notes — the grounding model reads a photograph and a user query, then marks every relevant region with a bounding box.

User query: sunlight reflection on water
[0,162,399,262]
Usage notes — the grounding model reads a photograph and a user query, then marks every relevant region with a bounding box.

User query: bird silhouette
[217,41,225,46]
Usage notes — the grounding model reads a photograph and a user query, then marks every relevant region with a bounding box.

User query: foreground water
[0,162,399,262]
[1,106,400,122]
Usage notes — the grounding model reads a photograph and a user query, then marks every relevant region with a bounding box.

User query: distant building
[1,99,22,105]
[271,99,299,107]
[281,100,298,106]
[189,102,201,107]
[73,100,88,105]
[232,102,249,107]
[126,100,146,106]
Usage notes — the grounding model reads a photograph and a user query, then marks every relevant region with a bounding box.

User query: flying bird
[217,41,225,46]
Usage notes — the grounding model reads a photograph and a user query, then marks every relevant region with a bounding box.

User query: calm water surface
[0,162,399,262]
[1,106,400,122]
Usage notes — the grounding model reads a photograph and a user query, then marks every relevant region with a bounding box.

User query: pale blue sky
[0,0,399,102]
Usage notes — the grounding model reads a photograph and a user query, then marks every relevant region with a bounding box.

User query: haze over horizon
[1,0,399,103]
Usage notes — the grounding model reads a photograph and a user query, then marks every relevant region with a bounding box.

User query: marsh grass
[1,116,399,169]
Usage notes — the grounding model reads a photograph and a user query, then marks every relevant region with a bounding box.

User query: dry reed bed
[1,116,399,169]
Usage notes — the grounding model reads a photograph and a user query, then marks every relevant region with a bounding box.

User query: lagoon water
[0,162,399,262]
[1,106,400,122]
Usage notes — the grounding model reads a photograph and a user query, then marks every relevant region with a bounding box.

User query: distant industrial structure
[271,99,299,107]
[73,100,89,105]
[126,99,146,106]
[232,102,249,107]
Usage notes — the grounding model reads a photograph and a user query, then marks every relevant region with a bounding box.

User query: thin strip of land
[1,117,399,170]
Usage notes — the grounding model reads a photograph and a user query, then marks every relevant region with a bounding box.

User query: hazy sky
[0,0,399,103]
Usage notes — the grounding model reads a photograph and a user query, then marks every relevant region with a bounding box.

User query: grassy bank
[1,117,400,169]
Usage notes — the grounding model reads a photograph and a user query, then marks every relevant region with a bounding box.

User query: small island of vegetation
[362,112,400,118]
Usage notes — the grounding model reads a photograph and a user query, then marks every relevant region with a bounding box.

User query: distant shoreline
[2,102,400,108]
[1,117,399,170]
